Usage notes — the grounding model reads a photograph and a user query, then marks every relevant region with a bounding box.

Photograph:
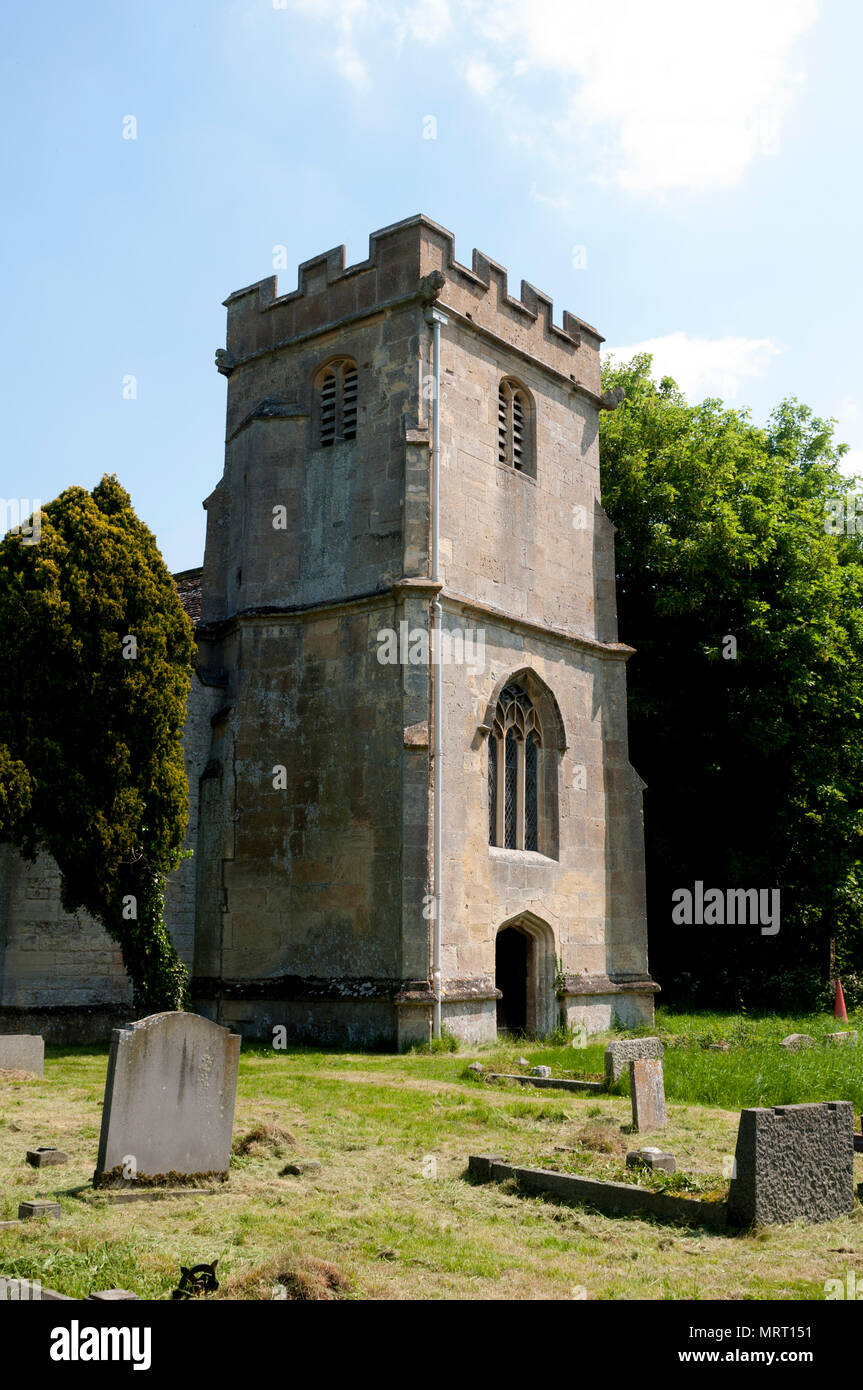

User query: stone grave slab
[626,1147,675,1173]
[0,1035,44,1077]
[630,1057,667,1131]
[18,1200,61,1220]
[605,1036,663,1085]
[26,1148,68,1168]
[93,1012,240,1188]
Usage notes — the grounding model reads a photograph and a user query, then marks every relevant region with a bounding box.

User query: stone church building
[0,215,656,1046]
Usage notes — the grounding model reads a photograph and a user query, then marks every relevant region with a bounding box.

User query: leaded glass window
[488,682,542,850]
[525,732,539,851]
[504,731,518,849]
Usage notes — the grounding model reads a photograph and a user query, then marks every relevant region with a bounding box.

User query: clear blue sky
[2,0,861,572]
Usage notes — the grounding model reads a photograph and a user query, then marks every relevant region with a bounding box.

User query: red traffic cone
[834,978,848,1022]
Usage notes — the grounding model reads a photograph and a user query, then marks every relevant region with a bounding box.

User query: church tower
[190,214,656,1046]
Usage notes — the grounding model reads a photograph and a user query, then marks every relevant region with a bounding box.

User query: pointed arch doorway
[494,913,556,1038]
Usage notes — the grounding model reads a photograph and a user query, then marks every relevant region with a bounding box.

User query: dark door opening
[496,927,528,1034]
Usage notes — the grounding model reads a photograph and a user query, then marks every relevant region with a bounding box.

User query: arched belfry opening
[494,914,557,1037]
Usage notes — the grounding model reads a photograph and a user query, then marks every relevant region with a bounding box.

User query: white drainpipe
[425,303,448,1038]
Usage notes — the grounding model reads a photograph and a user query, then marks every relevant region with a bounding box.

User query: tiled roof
[174,568,203,627]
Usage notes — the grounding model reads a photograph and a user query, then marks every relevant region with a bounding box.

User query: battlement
[219,215,603,392]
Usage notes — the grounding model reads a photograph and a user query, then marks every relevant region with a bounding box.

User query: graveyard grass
[2,1007,863,1301]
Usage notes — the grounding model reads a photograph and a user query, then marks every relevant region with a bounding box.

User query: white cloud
[474,0,818,192]
[604,331,781,399]
[288,0,371,90]
[840,448,863,478]
[833,398,863,477]
[464,59,500,98]
[530,182,569,209]
[396,0,451,45]
[279,0,819,194]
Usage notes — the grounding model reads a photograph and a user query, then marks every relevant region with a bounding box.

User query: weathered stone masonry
[0,214,657,1046]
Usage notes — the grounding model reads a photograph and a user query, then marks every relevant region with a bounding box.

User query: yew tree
[0,475,195,1012]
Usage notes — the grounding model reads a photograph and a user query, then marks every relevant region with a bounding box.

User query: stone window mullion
[516,738,526,850]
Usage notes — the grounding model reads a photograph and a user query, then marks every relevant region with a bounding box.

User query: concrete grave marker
[26,1148,68,1168]
[727,1101,854,1226]
[630,1057,667,1131]
[0,1035,44,1077]
[626,1147,675,1173]
[605,1036,663,1085]
[18,1200,61,1220]
[93,1012,240,1188]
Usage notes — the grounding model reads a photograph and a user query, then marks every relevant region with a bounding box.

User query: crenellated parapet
[218,214,603,394]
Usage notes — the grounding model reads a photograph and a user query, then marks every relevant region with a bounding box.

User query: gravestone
[630,1057,667,1131]
[18,1200,61,1220]
[727,1101,854,1226]
[93,1012,240,1188]
[605,1036,663,1085]
[626,1147,675,1173]
[26,1148,68,1168]
[780,1034,815,1050]
[0,1035,44,1077]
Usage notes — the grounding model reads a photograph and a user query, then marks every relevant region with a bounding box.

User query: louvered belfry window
[498,379,531,473]
[488,683,542,850]
[319,359,358,447]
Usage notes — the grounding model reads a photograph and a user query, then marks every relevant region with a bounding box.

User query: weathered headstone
[824,1031,858,1046]
[93,1012,240,1188]
[727,1101,854,1227]
[605,1036,663,1085]
[530,1065,551,1078]
[630,1057,667,1131]
[0,1035,44,1077]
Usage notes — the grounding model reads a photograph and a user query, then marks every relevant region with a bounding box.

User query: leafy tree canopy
[0,475,195,1011]
[599,356,863,1009]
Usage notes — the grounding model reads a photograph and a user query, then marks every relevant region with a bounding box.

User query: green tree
[599,356,863,1008]
[0,475,195,1012]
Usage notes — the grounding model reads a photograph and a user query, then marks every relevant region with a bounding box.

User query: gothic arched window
[498,378,534,476]
[488,683,542,850]
[318,358,358,447]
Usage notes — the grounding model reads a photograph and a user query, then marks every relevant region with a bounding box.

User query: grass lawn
[2,1008,862,1301]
